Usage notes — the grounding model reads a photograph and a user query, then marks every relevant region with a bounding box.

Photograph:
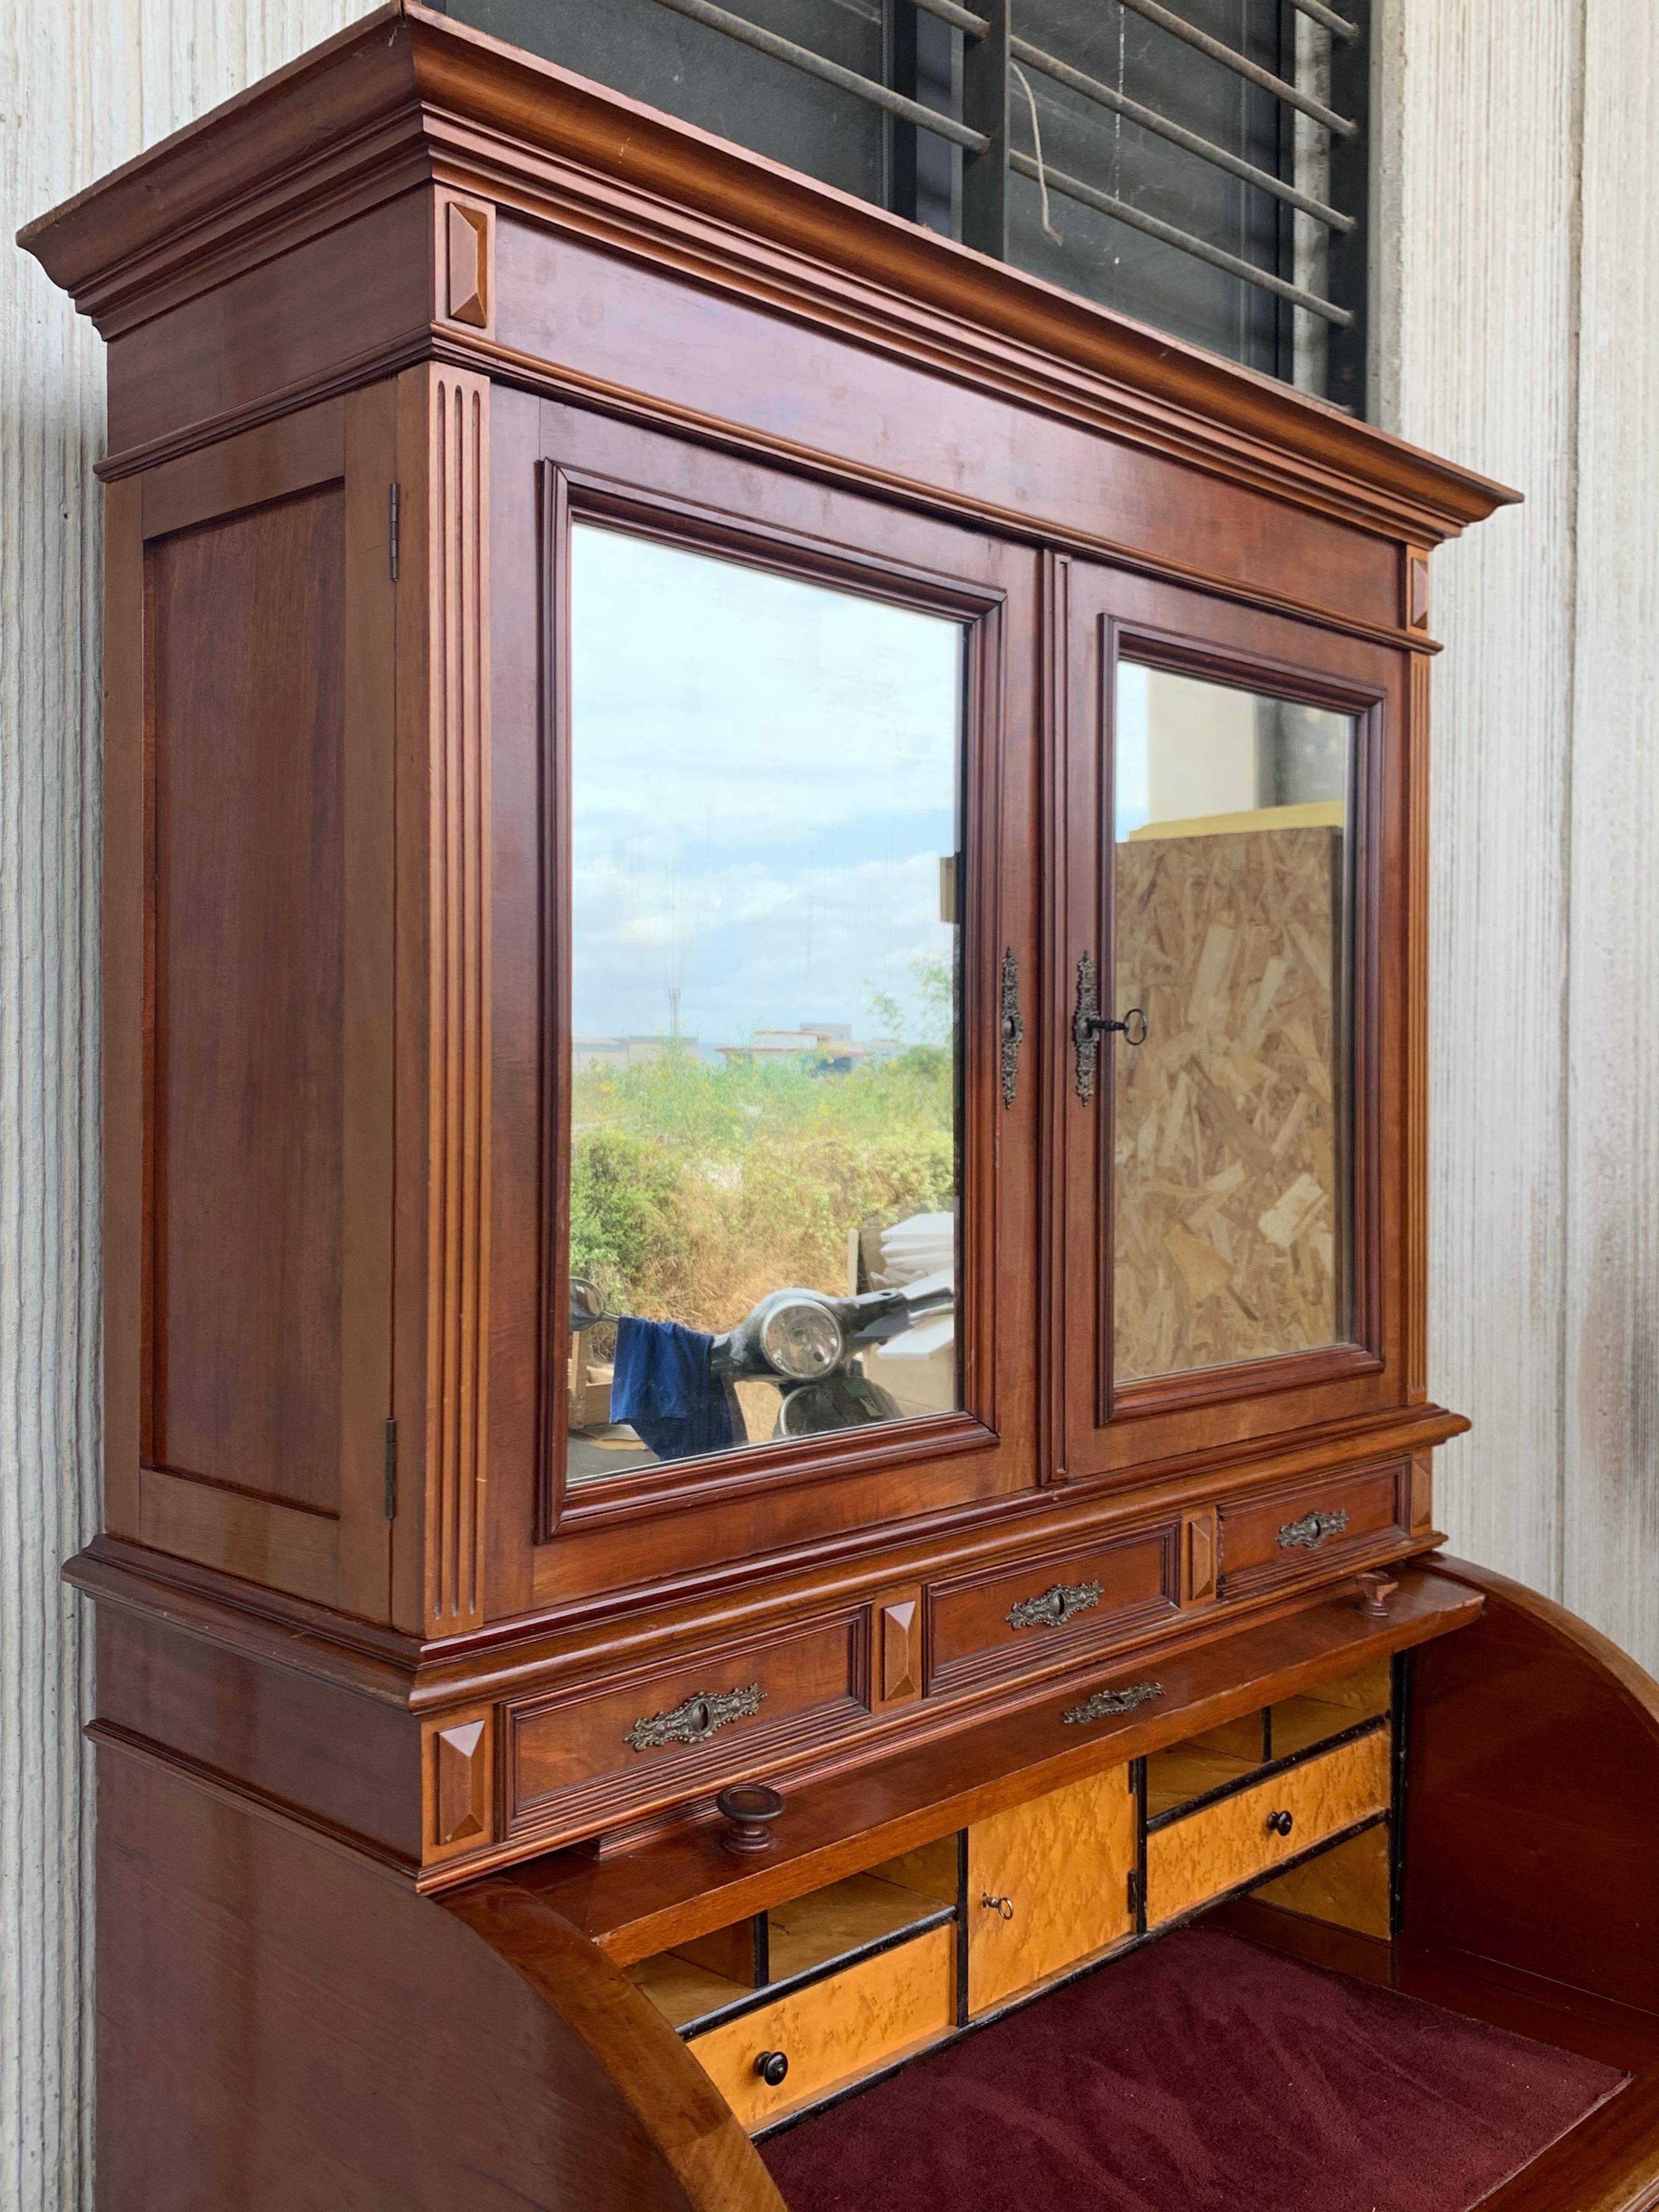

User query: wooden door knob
[716,1783,785,1855]
[1357,1570,1398,1618]
[754,2051,789,2087]
[1266,1809,1294,1837]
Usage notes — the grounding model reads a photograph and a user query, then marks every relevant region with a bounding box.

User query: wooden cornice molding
[20,1,1517,543]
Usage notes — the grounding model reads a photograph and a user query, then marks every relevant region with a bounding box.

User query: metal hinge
[388,483,400,582]
[383,1418,398,1520]
[1127,1867,1140,1917]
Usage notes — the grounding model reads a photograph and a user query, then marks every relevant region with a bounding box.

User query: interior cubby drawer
[926,1521,1181,1696]
[686,1924,956,2130]
[505,1607,868,1842]
[1216,1462,1409,1600]
[1145,1726,1391,1928]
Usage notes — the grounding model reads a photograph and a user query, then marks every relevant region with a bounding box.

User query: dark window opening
[436,0,1369,411]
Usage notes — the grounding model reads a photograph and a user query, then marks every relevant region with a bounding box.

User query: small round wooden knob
[1266,1809,1294,1837]
[716,1783,785,1855]
[754,2051,789,2087]
[1357,1570,1399,1618]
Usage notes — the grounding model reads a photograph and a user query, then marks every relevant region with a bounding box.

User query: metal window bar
[647,0,991,150]
[640,0,1363,368]
[1110,0,1357,136]
[1009,34,1353,233]
[1007,151,1352,325]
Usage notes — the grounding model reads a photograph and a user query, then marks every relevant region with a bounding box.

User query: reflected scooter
[569,1271,954,1441]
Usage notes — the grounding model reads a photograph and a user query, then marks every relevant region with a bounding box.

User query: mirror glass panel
[563,524,965,1483]
[1113,660,1357,1384]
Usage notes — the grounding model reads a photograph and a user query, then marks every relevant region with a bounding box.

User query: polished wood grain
[424,1705,497,1864]
[687,1923,955,2130]
[1250,1818,1392,1938]
[926,1522,1180,1696]
[94,1741,786,2212]
[100,475,145,1547]
[423,366,492,1635]
[768,1874,944,1980]
[966,1764,1137,2012]
[1146,1727,1391,1927]
[148,478,347,1515]
[505,1609,869,1851]
[876,1591,922,1708]
[1217,1462,1409,1598]
[520,1571,1476,1956]
[1407,1558,1659,2019]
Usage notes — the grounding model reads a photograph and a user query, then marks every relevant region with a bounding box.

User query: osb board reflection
[1114,825,1345,1383]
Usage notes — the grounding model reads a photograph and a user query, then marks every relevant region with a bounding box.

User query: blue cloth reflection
[611,1317,736,1462]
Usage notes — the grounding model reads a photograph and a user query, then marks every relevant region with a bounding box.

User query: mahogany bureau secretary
[22,8,1659,2208]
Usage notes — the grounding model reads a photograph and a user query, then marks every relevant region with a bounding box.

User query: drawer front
[688,1923,955,2129]
[967,1765,1137,2015]
[1146,1726,1391,1928]
[506,1608,868,1841]
[928,1521,1181,1696]
[1216,1462,1408,1600]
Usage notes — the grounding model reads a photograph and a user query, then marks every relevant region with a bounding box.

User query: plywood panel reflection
[1114,825,1345,1381]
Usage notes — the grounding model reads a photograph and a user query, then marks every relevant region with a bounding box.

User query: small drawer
[1145,1726,1391,1928]
[1216,1462,1408,1601]
[506,1608,868,1843]
[687,1923,956,2129]
[927,1521,1181,1697]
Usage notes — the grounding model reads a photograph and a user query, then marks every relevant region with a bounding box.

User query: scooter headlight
[758,1296,844,1380]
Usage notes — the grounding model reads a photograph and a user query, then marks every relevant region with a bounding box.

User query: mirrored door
[1054,563,1404,1482]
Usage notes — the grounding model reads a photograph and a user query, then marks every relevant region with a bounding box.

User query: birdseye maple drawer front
[1145,1725,1391,1928]
[506,1609,868,1840]
[1216,1462,1409,1600]
[686,1924,957,2131]
[927,1521,1182,1696]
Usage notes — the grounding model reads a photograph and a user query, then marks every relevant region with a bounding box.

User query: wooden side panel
[148,481,347,1513]
[93,1746,783,2212]
[687,1925,955,2130]
[1406,1560,1659,2018]
[129,394,396,1617]
[102,477,145,1540]
[1146,1727,1390,1927]
[966,1764,1137,2012]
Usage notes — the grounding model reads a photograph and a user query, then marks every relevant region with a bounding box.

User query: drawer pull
[981,1893,1015,1921]
[1007,1578,1103,1630]
[1277,1508,1348,1551]
[624,1683,764,1753]
[754,2051,789,2087]
[1266,1809,1295,1837]
[1062,1679,1164,1726]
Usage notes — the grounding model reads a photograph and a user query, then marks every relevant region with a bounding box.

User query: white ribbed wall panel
[0,10,378,2209]
[3,3,1658,2207]
[1375,0,1659,1660]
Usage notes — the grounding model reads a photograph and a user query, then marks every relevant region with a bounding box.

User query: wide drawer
[927,1521,1181,1696]
[1216,1462,1409,1600]
[1145,1726,1391,1928]
[506,1607,868,1842]
[687,1923,956,2130]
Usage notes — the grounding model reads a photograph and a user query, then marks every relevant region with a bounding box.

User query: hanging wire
[1010,58,1063,244]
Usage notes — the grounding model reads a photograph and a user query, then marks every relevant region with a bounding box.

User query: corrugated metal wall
[1,2,1655,2205]
[1374,0,1659,1661]
[0,12,379,2206]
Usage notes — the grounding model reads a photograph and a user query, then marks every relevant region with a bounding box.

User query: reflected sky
[571,526,963,1049]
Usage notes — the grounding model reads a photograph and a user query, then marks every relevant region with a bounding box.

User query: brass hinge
[388,482,400,582]
[383,1418,398,1520]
